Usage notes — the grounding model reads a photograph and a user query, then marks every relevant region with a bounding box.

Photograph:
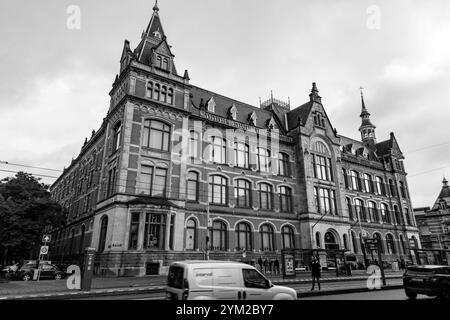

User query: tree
[0,172,66,264]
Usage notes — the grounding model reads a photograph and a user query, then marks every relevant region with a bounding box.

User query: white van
[165,260,297,300]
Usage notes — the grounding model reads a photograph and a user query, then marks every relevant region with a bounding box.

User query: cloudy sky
[1,0,450,208]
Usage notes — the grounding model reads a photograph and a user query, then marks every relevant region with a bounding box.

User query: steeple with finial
[309,82,322,104]
[358,87,377,145]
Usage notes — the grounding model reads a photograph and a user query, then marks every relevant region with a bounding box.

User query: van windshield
[167,266,184,289]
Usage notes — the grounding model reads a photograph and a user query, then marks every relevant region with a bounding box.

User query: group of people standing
[257,256,281,275]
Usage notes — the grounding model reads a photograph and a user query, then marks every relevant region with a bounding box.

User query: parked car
[16,263,65,281]
[403,265,450,300]
[1,263,21,279]
[166,260,297,300]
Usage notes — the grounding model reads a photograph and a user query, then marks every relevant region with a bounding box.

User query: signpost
[364,238,386,286]
[35,234,51,281]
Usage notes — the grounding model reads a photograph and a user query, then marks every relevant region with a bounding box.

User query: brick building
[49,4,421,276]
[414,178,450,250]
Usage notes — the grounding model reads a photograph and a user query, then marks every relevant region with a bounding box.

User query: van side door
[212,268,243,300]
[241,268,273,300]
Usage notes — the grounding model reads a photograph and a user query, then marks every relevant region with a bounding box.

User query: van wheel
[54,273,62,280]
[22,274,32,281]
[405,290,417,300]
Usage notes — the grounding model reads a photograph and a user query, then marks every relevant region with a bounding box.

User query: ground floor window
[143,213,166,250]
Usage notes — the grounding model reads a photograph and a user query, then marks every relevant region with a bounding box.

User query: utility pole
[205,202,210,260]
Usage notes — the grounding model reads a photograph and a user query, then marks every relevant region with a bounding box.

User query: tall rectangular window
[139,165,153,195]
[128,213,140,250]
[107,167,116,197]
[209,175,228,205]
[143,120,171,152]
[143,213,166,250]
[186,172,199,201]
[152,168,167,197]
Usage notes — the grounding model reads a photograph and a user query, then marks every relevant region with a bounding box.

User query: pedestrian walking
[346,263,352,276]
[274,259,280,275]
[269,260,273,274]
[258,256,263,272]
[310,256,321,291]
[264,258,269,274]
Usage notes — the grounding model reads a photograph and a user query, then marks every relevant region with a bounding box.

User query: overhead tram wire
[0,161,62,172]
[0,169,59,179]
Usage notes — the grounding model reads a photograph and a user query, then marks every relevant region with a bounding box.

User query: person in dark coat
[274,259,280,275]
[346,262,352,276]
[263,258,269,273]
[269,260,273,274]
[310,256,322,290]
[258,256,263,272]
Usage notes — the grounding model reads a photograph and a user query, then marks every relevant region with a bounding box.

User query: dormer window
[248,112,257,126]
[228,104,237,120]
[268,117,276,130]
[207,97,216,113]
[153,30,162,39]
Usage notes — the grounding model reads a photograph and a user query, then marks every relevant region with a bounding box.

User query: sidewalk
[0,270,404,300]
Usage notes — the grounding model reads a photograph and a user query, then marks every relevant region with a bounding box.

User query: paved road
[300,289,434,300]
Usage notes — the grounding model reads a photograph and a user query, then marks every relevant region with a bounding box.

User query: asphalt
[0,270,405,300]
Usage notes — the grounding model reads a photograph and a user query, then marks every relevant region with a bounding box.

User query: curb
[272,275,402,285]
[298,284,404,298]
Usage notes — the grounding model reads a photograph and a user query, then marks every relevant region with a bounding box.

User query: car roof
[170,260,250,268]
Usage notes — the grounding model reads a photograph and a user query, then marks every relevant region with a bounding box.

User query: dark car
[16,263,65,281]
[403,265,450,300]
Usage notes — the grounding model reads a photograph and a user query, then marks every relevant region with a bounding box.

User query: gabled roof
[190,86,285,132]
[375,133,403,157]
[286,101,313,130]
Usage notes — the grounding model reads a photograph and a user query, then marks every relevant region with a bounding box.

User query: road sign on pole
[42,235,51,243]
[40,246,49,255]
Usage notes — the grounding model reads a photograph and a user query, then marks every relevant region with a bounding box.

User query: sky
[1,0,450,208]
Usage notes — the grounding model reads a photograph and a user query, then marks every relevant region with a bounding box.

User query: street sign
[42,235,51,243]
[364,238,379,251]
[40,246,49,255]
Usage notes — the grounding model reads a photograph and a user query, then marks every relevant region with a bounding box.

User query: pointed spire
[358,86,376,144]
[309,82,322,103]
[153,0,159,12]
[183,69,190,81]
[443,177,449,187]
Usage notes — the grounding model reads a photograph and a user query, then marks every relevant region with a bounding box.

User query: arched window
[234,142,249,168]
[351,231,359,253]
[112,122,122,152]
[278,153,290,176]
[389,179,397,197]
[324,232,339,250]
[98,216,108,253]
[346,198,354,220]
[161,85,167,103]
[343,234,348,250]
[399,235,406,254]
[394,205,403,225]
[260,224,275,251]
[210,136,226,164]
[143,119,171,151]
[381,203,391,224]
[162,58,169,70]
[350,171,360,191]
[189,130,200,159]
[355,199,366,221]
[235,179,252,208]
[186,171,199,201]
[279,186,293,212]
[79,225,86,254]
[210,220,227,251]
[236,222,252,251]
[375,177,385,195]
[185,219,197,250]
[146,81,153,99]
[312,142,333,181]
[259,183,273,210]
[342,168,349,189]
[209,175,228,205]
[315,232,321,248]
[386,234,396,254]
[374,233,384,253]
[167,88,174,105]
[404,208,411,226]
[400,181,406,198]
[257,148,271,172]
[363,174,373,193]
[281,226,295,249]
[154,83,160,100]
[368,201,378,222]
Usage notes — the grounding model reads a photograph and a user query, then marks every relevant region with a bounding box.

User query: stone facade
[49,4,421,276]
